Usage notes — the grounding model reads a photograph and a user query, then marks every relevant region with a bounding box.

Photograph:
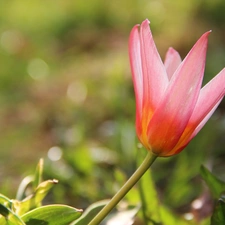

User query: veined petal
[139,19,168,117]
[164,47,182,80]
[161,68,225,156]
[129,24,143,136]
[189,98,222,138]
[147,31,211,155]
[166,97,223,157]
[188,68,225,130]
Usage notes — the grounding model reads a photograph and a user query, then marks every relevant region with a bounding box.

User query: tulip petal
[129,24,143,135]
[139,19,168,117]
[168,68,225,156]
[167,97,223,157]
[190,97,222,138]
[188,68,225,131]
[129,19,168,146]
[147,31,211,155]
[164,47,182,80]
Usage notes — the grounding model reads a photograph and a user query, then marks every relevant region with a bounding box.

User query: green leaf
[211,195,225,225]
[159,206,192,225]
[0,203,26,225]
[21,204,83,225]
[72,200,109,225]
[0,194,11,208]
[0,203,10,218]
[16,159,44,201]
[200,165,225,198]
[31,179,59,207]
[138,168,161,224]
[16,175,34,201]
[33,158,44,189]
[15,179,58,215]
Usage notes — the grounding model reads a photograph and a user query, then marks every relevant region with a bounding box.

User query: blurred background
[0,0,225,222]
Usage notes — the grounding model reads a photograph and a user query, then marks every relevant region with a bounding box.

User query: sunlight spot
[192,199,203,209]
[137,143,143,149]
[67,81,87,104]
[27,58,49,80]
[48,146,62,161]
[184,213,193,220]
[188,86,193,95]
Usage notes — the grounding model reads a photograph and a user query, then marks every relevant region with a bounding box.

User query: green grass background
[0,0,225,222]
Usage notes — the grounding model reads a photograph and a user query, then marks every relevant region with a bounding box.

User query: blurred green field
[0,0,225,223]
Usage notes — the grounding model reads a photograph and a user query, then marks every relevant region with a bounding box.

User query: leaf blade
[21,204,83,225]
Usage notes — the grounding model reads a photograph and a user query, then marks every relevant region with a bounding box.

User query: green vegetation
[0,0,225,224]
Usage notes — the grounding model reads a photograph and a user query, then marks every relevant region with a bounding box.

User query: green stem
[88,151,157,225]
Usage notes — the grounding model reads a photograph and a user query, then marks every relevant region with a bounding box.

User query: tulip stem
[88,151,157,225]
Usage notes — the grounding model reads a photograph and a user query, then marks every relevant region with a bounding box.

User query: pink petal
[129,24,143,135]
[164,68,225,156]
[166,98,223,157]
[139,19,168,115]
[190,97,222,138]
[163,98,223,157]
[164,47,182,80]
[147,31,211,155]
[189,68,225,130]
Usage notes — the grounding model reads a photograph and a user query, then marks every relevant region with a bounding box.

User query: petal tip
[203,30,212,38]
[142,19,150,26]
[167,47,177,54]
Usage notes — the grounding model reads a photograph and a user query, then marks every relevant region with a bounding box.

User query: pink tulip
[129,19,225,156]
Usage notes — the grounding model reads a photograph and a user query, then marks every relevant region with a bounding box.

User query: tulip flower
[129,19,225,156]
[88,20,225,225]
